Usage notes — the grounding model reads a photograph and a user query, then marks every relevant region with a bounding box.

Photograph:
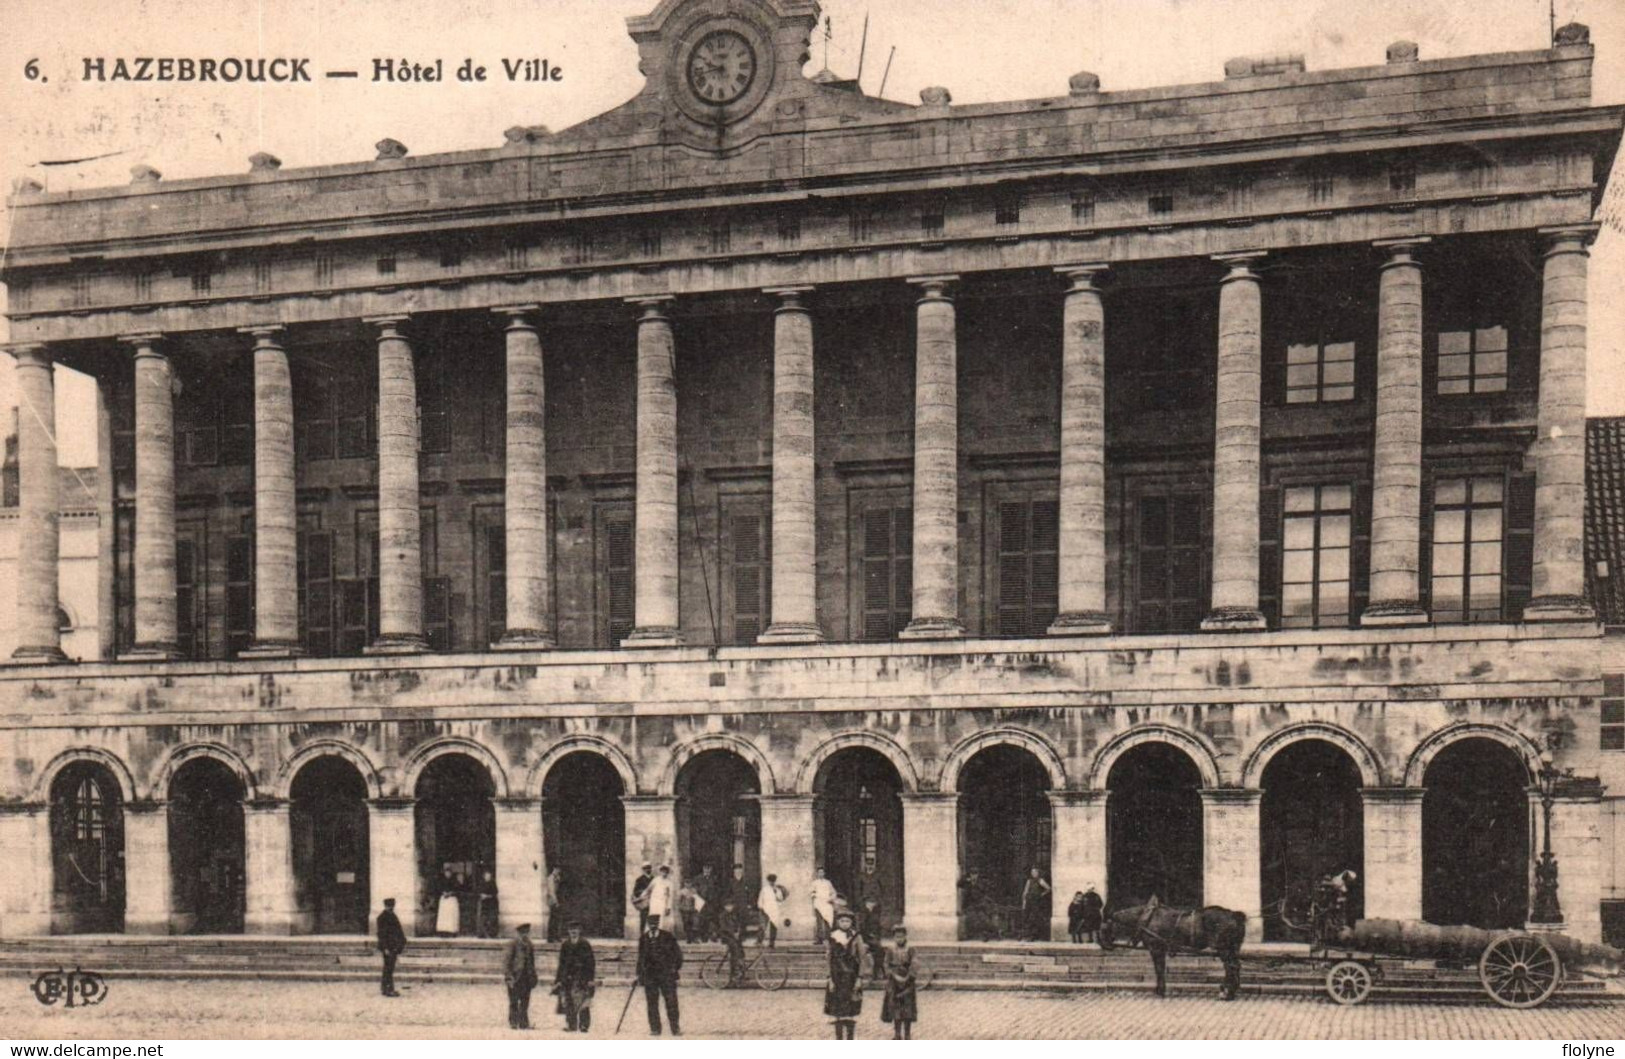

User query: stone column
[242,326,302,657]
[243,799,297,934]
[1202,254,1268,631]
[124,334,180,660]
[0,806,52,935]
[1049,266,1112,635]
[901,276,964,640]
[493,306,554,649]
[624,297,683,648]
[622,795,678,936]
[760,287,823,643]
[1547,792,1604,943]
[1047,790,1108,940]
[1526,224,1599,621]
[1363,240,1431,626]
[367,316,427,653]
[899,792,958,940]
[368,798,417,933]
[123,802,172,935]
[495,798,544,936]
[1360,788,1423,922]
[95,381,116,660]
[8,345,66,663]
[1200,789,1262,942]
[756,794,816,941]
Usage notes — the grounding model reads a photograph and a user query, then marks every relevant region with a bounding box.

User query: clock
[687,29,757,106]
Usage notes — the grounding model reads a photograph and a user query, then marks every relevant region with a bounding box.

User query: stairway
[0,936,1614,1003]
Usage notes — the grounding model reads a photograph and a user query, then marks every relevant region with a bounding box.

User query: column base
[901,911,960,942]
[623,626,685,648]
[124,914,172,936]
[1523,595,1596,622]
[125,641,182,661]
[898,617,964,640]
[244,913,297,935]
[1047,611,1113,636]
[492,629,556,651]
[8,645,68,664]
[1360,599,1429,627]
[758,622,825,644]
[240,640,306,660]
[365,634,429,655]
[1200,607,1266,631]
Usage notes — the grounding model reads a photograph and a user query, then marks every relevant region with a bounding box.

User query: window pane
[1477,351,1507,378]
[1287,364,1319,387]
[1438,331,1471,355]
[1473,478,1503,504]
[1321,485,1352,511]
[1434,509,1465,543]
[1432,575,1464,616]
[1604,726,1625,751]
[1319,548,1350,581]
[1439,378,1471,395]
[1283,551,1315,584]
[1323,385,1355,402]
[1319,586,1349,616]
[1284,487,1317,513]
[1475,326,1508,352]
[1471,507,1502,544]
[1433,543,1464,576]
[1323,360,1355,385]
[1606,673,1625,697]
[1325,342,1355,363]
[1470,573,1502,609]
[1470,541,1502,575]
[1475,376,1507,394]
[1439,354,1470,378]
[1287,389,1317,403]
[1600,699,1624,724]
[1284,519,1315,550]
[1287,343,1318,364]
[1320,515,1350,547]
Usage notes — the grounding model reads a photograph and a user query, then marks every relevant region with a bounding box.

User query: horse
[1099,900,1248,1000]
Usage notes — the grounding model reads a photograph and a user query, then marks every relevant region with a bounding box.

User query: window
[1132,491,1206,633]
[71,776,105,841]
[1279,485,1353,628]
[849,208,875,242]
[920,200,944,238]
[858,503,912,640]
[1429,476,1504,623]
[777,214,800,248]
[1389,159,1416,195]
[570,231,596,264]
[1071,192,1095,225]
[376,254,396,276]
[482,519,506,647]
[1604,674,1624,751]
[254,261,273,294]
[298,530,335,657]
[596,504,635,647]
[134,271,154,301]
[640,228,662,257]
[417,352,450,454]
[727,507,772,644]
[707,222,730,255]
[1309,170,1334,204]
[1286,341,1356,403]
[1148,193,1174,216]
[505,242,528,271]
[225,532,254,657]
[175,535,203,659]
[994,497,1059,636]
[439,247,463,271]
[313,253,333,287]
[72,275,92,307]
[1437,326,1508,394]
[296,361,374,462]
[994,193,1021,226]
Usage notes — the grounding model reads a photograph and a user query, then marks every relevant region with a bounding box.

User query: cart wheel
[698,952,730,990]
[751,952,789,991]
[1478,933,1561,1009]
[1325,960,1373,1005]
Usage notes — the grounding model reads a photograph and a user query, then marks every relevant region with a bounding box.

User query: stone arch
[30,747,138,803]
[273,739,384,800]
[795,731,921,795]
[399,736,511,799]
[149,742,260,802]
[526,735,640,799]
[1086,725,1222,791]
[1403,722,1541,788]
[1242,722,1384,789]
[939,726,1067,793]
[659,733,777,796]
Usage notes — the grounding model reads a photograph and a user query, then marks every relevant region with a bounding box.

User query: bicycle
[699,945,789,990]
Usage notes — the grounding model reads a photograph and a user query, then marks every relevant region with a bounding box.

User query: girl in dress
[825,909,864,1039]
[880,924,919,1040]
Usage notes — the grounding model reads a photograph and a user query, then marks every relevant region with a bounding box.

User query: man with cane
[625,912,683,1036]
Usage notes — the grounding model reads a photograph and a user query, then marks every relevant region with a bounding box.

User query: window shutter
[300,531,335,657]
[1135,495,1169,634]
[1419,475,1435,613]
[863,508,895,641]
[732,512,766,644]
[606,514,635,647]
[175,538,198,659]
[1503,470,1537,620]
[998,501,1030,635]
[225,534,254,657]
[1031,498,1060,633]
[1170,493,1206,632]
[1257,485,1283,629]
[338,579,370,655]
[486,524,506,646]
[423,576,452,650]
[892,508,912,637]
[367,576,381,645]
[1350,480,1372,627]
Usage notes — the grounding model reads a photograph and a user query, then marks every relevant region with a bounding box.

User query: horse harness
[1134,905,1200,950]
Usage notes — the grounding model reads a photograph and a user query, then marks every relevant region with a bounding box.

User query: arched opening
[813,748,905,926]
[957,745,1052,940]
[168,758,246,934]
[49,762,126,933]
[1423,737,1530,929]
[675,749,761,919]
[290,757,370,934]
[543,752,627,938]
[1259,740,1364,939]
[1106,743,1203,911]
[414,753,497,937]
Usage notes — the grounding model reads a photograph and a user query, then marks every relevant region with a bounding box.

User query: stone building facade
[1,0,1622,944]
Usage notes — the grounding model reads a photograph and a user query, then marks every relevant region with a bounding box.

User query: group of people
[430,864,499,938]
[824,908,921,1040]
[959,866,1056,940]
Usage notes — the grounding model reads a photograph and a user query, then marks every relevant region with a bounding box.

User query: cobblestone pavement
[4,978,1623,1040]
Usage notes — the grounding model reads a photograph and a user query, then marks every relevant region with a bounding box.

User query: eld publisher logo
[29,968,108,1009]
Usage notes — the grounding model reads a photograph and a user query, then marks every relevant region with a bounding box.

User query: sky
[1,0,1622,466]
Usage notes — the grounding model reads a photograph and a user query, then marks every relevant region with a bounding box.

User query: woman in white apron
[436,871,462,936]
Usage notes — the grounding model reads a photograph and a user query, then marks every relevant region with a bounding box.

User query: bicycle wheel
[915,964,936,991]
[699,951,731,990]
[751,952,789,991]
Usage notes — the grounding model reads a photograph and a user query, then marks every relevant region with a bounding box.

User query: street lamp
[1530,745,1570,925]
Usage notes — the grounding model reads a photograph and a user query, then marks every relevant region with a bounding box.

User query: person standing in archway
[1021,867,1052,941]
[757,872,787,948]
[646,864,675,928]
[1080,884,1104,945]
[631,863,654,933]
[435,865,461,937]
[545,867,564,942]
[375,897,406,997]
[811,866,837,943]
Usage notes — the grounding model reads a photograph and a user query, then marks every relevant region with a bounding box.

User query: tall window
[1437,326,1508,395]
[994,497,1059,636]
[859,503,912,640]
[596,505,635,647]
[1132,491,1206,633]
[1603,674,1624,752]
[1430,476,1504,623]
[298,529,335,657]
[1280,484,1352,628]
[726,507,772,645]
[1285,340,1355,403]
[225,532,254,657]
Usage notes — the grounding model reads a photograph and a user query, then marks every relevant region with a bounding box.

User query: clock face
[687,30,756,106]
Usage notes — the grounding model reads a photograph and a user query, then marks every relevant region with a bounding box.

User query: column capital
[906,274,958,299]
[1540,223,1600,255]
[123,799,169,815]
[1359,786,1426,805]
[753,793,818,810]
[1055,263,1108,290]
[898,790,959,806]
[4,343,51,368]
[1197,787,1262,806]
[366,796,416,812]
[621,794,678,808]
[363,314,411,335]
[1374,236,1431,267]
[492,303,542,328]
[238,324,287,342]
[764,285,814,311]
[118,333,165,356]
[1047,789,1108,807]
[493,796,540,812]
[627,295,676,319]
[244,797,291,813]
[1212,251,1266,280]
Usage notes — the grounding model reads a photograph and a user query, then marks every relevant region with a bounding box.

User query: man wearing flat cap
[553,922,596,1032]
[631,863,655,933]
[503,921,538,1029]
[635,912,683,1036]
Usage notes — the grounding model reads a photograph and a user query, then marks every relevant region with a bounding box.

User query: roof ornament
[1386,41,1419,64]
[919,85,951,109]
[375,138,409,161]
[503,125,551,147]
[1554,22,1589,46]
[249,152,282,173]
[11,177,44,196]
[1068,71,1100,96]
[129,164,162,184]
[1223,54,1305,79]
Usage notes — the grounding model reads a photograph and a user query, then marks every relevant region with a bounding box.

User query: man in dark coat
[715,898,746,986]
[694,864,719,942]
[635,913,683,1036]
[1080,884,1105,945]
[857,896,886,980]
[631,863,654,933]
[503,922,539,1030]
[375,897,406,997]
[553,923,596,1033]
